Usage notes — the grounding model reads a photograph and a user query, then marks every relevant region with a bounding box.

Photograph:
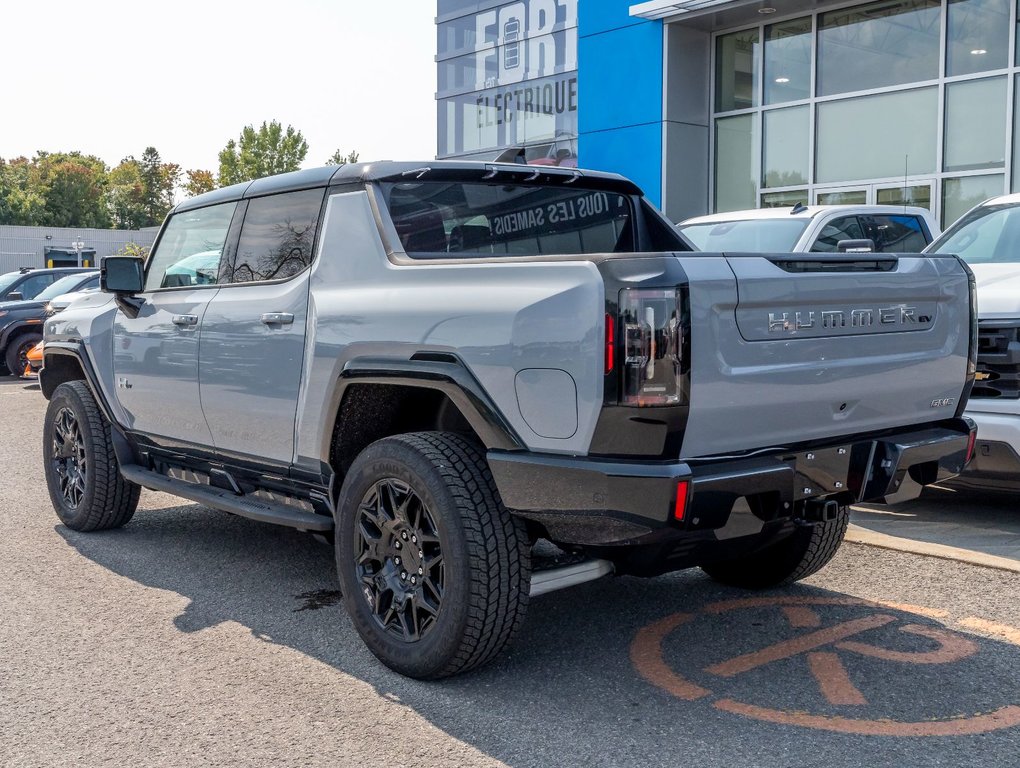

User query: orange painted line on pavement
[630,613,711,701]
[838,624,978,665]
[958,617,1020,647]
[705,614,896,678]
[713,700,1020,737]
[806,651,867,706]
[782,606,822,628]
[702,596,869,614]
[873,601,950,620]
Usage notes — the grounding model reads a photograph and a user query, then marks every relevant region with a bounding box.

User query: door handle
[260,312,295,326]
[171,314,198,326]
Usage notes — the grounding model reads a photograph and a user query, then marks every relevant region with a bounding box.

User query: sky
[1,0,438,173]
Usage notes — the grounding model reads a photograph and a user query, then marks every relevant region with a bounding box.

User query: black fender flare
[322,354,525,464]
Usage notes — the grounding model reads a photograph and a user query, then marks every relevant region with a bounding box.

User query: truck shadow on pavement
[58,499,1020,768]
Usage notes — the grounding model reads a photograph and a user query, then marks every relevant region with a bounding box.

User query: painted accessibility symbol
[631,596,1020,736]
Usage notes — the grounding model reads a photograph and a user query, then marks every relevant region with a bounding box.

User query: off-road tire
[5,332,42,378]
[701,505,849,589]
[43,381,140,531]
[336,431,531,679]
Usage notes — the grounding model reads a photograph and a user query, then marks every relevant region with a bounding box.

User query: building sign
[437,0,578,160]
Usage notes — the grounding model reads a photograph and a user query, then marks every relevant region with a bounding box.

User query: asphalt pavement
[3,376,1020,768]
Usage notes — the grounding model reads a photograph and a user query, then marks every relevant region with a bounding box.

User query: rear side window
[146,201,237,291]
[16,273,56,298]
[861,214,929,252]
[381,182,634,257]
[221,188,325,284]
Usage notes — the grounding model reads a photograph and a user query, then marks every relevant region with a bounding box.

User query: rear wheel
[43,381,140,531]
[701,505,849,589]
[336,431,530,679]
[5,333,42,378]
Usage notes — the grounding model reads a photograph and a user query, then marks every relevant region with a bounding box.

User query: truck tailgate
[677,253,971,459]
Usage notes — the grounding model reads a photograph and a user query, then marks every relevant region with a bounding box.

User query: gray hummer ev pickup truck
[39,161,977,679]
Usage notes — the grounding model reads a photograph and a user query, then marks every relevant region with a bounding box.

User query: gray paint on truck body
[677,254,969,458]
[45,171,971,476]
[292,191,605,474]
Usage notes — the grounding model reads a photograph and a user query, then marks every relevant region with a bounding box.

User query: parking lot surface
[3,376,1020,767]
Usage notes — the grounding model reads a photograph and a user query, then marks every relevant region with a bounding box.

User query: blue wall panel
[581,122,663,202]
[578,2,664,205]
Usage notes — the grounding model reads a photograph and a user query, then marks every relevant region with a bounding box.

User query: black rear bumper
[488,418,975,547]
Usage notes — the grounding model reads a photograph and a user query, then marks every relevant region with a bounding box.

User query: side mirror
[836,238,876,253]
[7,291,23,301]
[102,256,145,294]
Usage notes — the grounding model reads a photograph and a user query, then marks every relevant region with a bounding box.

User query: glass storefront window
[942,174,1005,226]
[816,189,868,205]
[945,77,1007,172]
[715,114,756,212]
[1013,74,1020,191]
[716,28,759,111]
[764,18,811,104]
[816,88,938,182]
[761,189,808,207]
[763,106,809,187]
[877,184,933,208]
[817,0,941,97]
[947,0,1010,76]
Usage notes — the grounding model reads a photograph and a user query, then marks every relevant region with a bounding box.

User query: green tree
[138,147,180,226]
[35,152,111,228]
[184,169,216,197]
[0,157,46,225]
[217,121,309,186]
[326,149,359,166]
[107,158,147,229]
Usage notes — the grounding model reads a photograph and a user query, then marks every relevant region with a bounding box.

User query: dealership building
[437,0,1019,227]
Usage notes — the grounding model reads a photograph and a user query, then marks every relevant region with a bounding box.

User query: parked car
[0,266,94,303]
[925,193,1020,491]
[44,286,102,316]
[677,205,939,253]
[1,271,99,375]
[24,340,43,376]
[39,161,975,679]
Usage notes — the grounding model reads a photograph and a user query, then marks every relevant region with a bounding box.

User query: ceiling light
[758,6,777,12]
[775,77,790,83]
[971,48,987,55]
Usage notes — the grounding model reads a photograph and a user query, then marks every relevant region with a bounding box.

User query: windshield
[0,273,22,294]
[678,219,809,252]
[927,203,1020,263]
[36,273,96,301]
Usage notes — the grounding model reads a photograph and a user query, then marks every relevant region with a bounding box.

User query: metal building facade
[0,225,159,275]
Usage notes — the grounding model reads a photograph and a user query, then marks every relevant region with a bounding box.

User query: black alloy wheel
[6,333,42,378]
[355,478,445,642]
[51,406,87,509]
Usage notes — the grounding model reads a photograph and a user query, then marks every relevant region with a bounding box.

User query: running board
[119,464,334,532]
[529,559,614,597]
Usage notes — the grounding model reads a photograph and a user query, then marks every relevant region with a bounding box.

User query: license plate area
[793,445,853,500]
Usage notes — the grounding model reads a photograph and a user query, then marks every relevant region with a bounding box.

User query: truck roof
[680,204,934,226]
[175,161,642,214]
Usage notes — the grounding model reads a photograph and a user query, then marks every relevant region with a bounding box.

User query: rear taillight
[619,287,685,407]
[605,313,615,374]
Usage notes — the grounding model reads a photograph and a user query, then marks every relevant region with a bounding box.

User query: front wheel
[701,505,849,589]
[43,381,140,531]
[336,432,531,679]
[6,333,42,377]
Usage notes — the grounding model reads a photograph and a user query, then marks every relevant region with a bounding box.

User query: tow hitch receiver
[803,498,841,522]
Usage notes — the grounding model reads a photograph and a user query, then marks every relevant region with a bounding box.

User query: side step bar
[529,559,614,597]
[119,464,334,532]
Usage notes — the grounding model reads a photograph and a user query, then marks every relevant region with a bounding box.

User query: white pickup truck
[678,205,939,254]
[926,193,1020,491]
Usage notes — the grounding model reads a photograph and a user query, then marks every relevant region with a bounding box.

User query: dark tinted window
[810,216,865,252]
[382,182,634,257]
[222,189,324,284]
[862,214,929,252]
[17,273,56,299]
